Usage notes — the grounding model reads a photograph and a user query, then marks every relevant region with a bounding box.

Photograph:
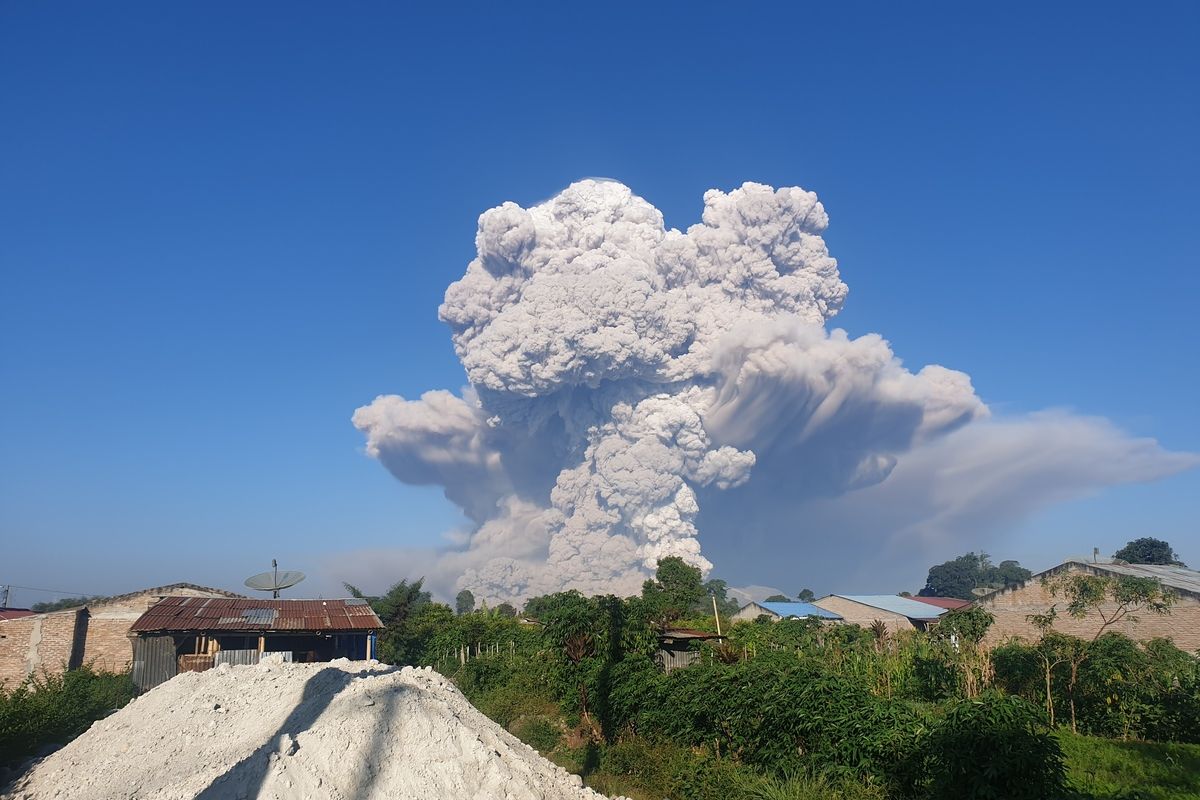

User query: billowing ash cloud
[352,180,1191,602]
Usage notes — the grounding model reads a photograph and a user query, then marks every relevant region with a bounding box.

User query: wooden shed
[655,628,725,674]
[128,596,383,691]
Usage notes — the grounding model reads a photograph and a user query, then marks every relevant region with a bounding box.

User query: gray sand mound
[3,657,620,800]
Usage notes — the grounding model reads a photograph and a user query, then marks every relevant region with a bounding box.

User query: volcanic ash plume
[353,180,986,602]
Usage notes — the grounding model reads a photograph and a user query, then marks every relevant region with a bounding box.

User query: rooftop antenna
[244,559,305,599]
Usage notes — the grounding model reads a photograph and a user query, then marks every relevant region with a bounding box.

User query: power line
[0,583,101,597]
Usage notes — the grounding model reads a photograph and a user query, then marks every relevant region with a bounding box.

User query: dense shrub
[993,633,1200,743]
[991,640,1044,701]
[625,652,927,795]
[361,559,1196,798]
[924,692,1066,800]
[512,716,562,752]
[0,667,136,769]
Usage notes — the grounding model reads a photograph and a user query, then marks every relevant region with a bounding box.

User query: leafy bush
[627,652,927,794]
[0,667,136,769]
[512,716,562,752]
[924,692,1066,800]
[993,633,1200,743]
[594,737,682,797]
[991,639,1044,701]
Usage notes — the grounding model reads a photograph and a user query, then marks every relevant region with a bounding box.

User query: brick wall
[1,585,240,685]
[81,587,240,672]
[0,609,86,688]
[980,565,1200,652]
[812,596,916,634]
[82,616,138,673]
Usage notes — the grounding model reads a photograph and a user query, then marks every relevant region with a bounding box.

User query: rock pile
[3,657,620,800]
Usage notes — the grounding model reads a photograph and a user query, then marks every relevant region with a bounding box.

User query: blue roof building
[732,600,843,623]
[812,594,946,632]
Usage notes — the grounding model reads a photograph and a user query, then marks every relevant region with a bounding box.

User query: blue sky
[2,2,1197,605]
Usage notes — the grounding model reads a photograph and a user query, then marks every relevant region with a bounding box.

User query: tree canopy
[29,595,107,613]
[344,578,432,663]
[455,589,475,615]
[1113,537,1187,567]
[919,552,1032,600]
[640,556,706,622]
[702,578,740,617]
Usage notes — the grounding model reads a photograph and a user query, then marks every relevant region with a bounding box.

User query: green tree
[641,557,705,623]
[455,589,475,615]
[920,553,988,599]
[344,578,432,663]
[985,559,1032,588]
[763,594,791,602]
[539,591,605,732]
[494,602,517,618]
[388,602,454,665]
[702,579,740,617]
[1040,571,1175,732]
[797,588,815,603]
[29,596,106,613]
[936,606,995,646]
[1114,537,1187,566]
[920,552,1031,599]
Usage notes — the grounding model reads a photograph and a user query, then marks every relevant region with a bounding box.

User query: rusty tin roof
[130,596,383,634]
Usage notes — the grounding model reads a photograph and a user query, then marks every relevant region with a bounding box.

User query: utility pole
[711,593,722,636]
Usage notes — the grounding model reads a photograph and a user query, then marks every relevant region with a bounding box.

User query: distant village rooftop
[731,601,842,623]
[823,595,947,621]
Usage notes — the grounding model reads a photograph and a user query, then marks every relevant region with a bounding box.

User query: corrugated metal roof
[659,628,725,641]
[756,601,842,620]
[0,608,35,621]
[910,597,973,610]
[1072,562,1200,595]
[833,595,948,619]
[129,596,383,633]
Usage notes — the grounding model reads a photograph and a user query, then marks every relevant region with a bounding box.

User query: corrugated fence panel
[214,649,261,667]
[132,636,177,692]
[654,648,700,674]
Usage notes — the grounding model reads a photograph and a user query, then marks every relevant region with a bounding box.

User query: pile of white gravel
[2,657,623,800]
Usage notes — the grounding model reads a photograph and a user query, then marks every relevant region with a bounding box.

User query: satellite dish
[244,559,306,598]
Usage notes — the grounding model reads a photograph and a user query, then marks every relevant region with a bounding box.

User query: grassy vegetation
[511,730,888,800]
[1058,732,1200,800]
[0,666,136,770]
[509,722,1200,800]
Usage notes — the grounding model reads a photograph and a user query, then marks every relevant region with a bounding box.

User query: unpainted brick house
[810,594,947,634]
[977,559,1200,651]
[0,583,242,687]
